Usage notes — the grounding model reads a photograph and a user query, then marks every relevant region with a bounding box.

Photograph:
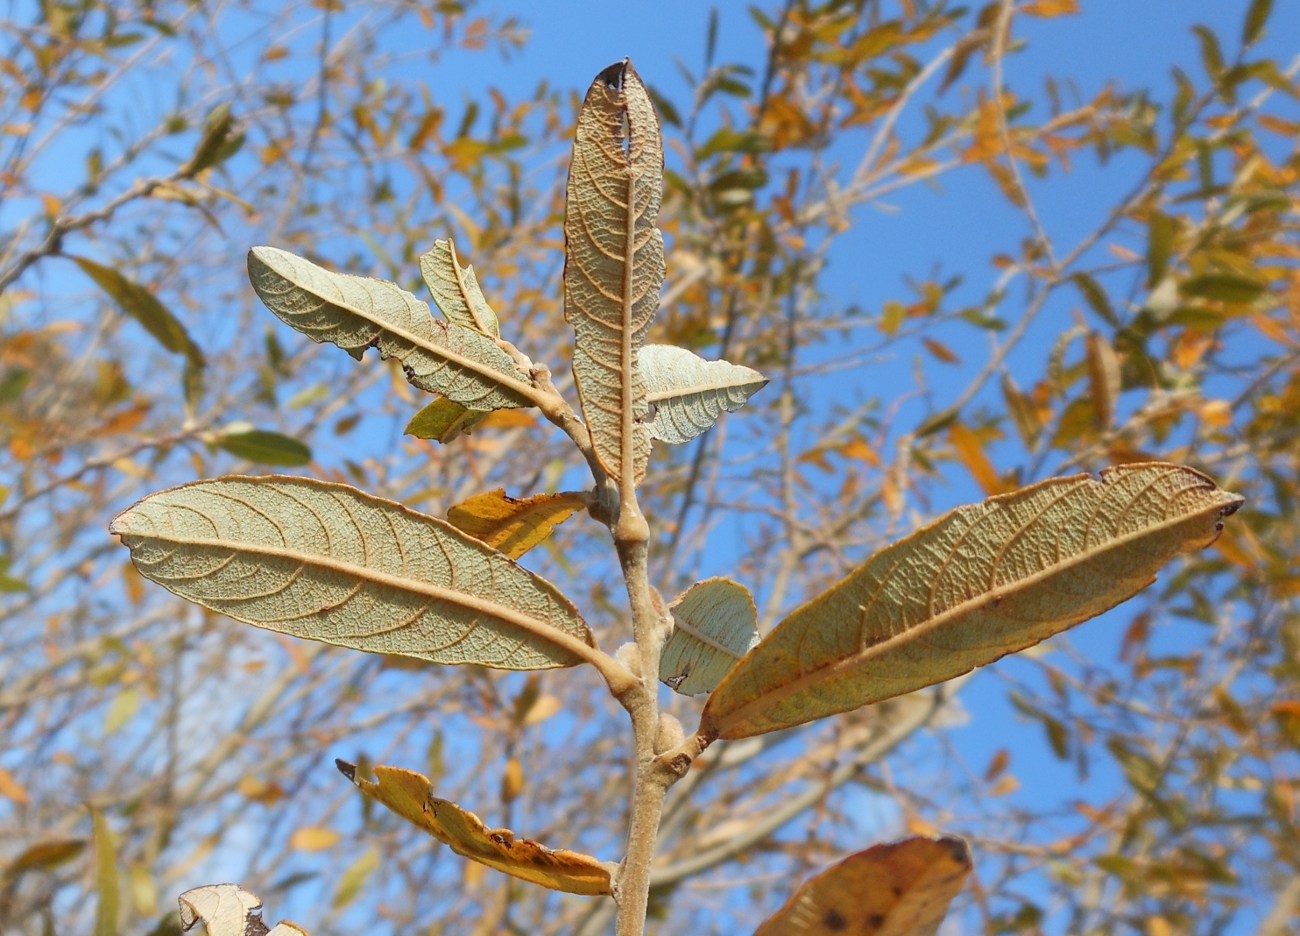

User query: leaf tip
[334,759,357,783]
[596,59,630,91]
[938,835,972,867]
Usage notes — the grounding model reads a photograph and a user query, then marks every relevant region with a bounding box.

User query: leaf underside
[337,761,612,896]
[177,884,306,936]
[111,476,594,670]
[640,344,768,444]
[702,463,1244,740]
[563,60,665,485]
[753,836,971,936]
[659,577,759,696]
[248,246,530,410]
[420,237,501,336]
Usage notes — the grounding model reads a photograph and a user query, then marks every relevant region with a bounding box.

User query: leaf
[73,256,204,369]
[1085,333,1122,431]
[700,463,1244,740]
[446,489,587,560]
[1181,273,1266,304]
[331,847,377,910]
[178,884,308,936]
[1146,211,1174,289]
[753,836,971,936]
[1242,0,1274,45]
[563,60,665,485]
[659,578,759,696]
[336,761,612,896]
[182,102,243,176]
[639,345,768,444]
[5,839,86,876]
[92,808,118,936]
[1070,273,1118,327]
[216,428,312,466]
[289,827,341,852]
[404,397,489,442]
[110,476,596,671]
[419,238,500,336]
[948,424,1002,496]
[248,247,533,410]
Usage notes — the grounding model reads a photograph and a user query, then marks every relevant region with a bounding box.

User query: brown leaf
[701,464,1244,740]
[563,59,665,487]
[336,761,612,896]
[446,489,587,560]
[754,836,971,936]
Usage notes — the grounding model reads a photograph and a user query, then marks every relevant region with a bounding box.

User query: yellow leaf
[446,489,587,560]
[522,694,562,727]
[754,836,971,936]
[337,761,612,895]
[500,758,524,803]
[332,847,378,910]
[701,464,1243,740]
[289,827,341,853]
[0,767,28,805]
[1022,0,1079,16]
[949,424,1003,496]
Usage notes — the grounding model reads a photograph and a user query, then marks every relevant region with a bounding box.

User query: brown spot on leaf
[822,908,848,931]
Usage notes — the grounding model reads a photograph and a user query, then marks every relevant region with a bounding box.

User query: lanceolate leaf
[216,427,312,466]
[659,578,759,696]
[701,463,1244,740]
[640,344,768,444]
[420,238,500,336]
[73,256,205,369]
[753,836,971,936]
[248,247,532,410]
[446,489,587,560]
[110,476,596,671]
[563,60,665,485]
[336,761,613,896]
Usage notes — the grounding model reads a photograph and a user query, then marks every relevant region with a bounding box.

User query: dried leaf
[1085,332,1121,431]
[404,397,488,442]
[446,489,587,560]
[248,247,532,410]
[659,578,759,696]
[754,836,971,936]
[111,476,596,671]
[701,464,1244,740]
[639,345,768,444]
[420,238,500,336]
[178,884,308,936]
[336,761,612,896]
[563,60,665,485]
[73,256,205,369]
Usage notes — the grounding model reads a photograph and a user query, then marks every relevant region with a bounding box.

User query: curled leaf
[563,59,665,485]
[336,761,612,896]
[178,884,307,936]
[446,489,587,560]
[420,238,500,336]
[702,463,1244,740]
[753,836,971,936]
[248,246,532,410]
[659,577,759,696]
[111,476,596,671]
[640,344,768,444]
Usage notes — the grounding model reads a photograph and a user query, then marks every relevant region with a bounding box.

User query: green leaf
[247,247,533,410]
[404,398,488,442]
[73,256,204,369]
[700,464,1244,740]
[659,578,759,696]
[1191,25,1224,81]
[639,345,768,444]
[419,238,500,336]
[1242,0,1273,45]
[1071,273,1118,327]
[111,476,597,671]
[331,847,378,911]
[216,428,312,466]
[182,102,243,176]
[1146,211,1175,288]
[92,808,118,936]
[1181,273,1266,304]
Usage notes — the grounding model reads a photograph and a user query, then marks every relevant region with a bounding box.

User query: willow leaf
[248,247,531,410]
[420,238,500,336]
[641,344,768,444]
[563,60,665,485]
[337,761,613,896]
[110,476,595,671]
[754,836,971,936]
[659,577,759,696]
[701,463,1244,740]
[447,489,587,560]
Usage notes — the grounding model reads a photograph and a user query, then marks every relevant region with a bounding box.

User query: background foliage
[1,1,1296,934]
